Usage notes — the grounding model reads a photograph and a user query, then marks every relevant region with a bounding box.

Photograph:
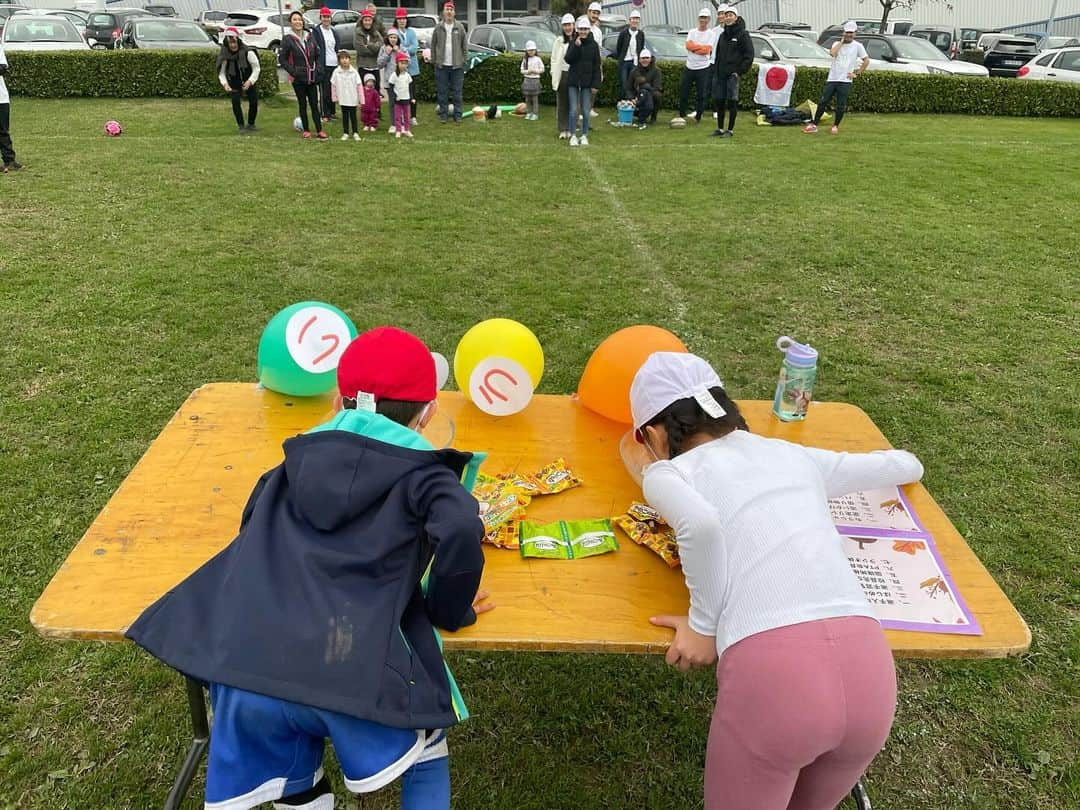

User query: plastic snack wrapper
[519,518,618,560]
[613,502,681,568]
[527,458,582,495]
[485,521,521,550]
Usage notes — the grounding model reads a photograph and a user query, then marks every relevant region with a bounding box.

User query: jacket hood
[726,17,747,37]
[284,409,466,532]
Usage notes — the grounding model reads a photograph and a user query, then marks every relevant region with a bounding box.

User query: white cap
[639,47,652,58]
[715,4,730,13]
[629,9,641,19]
[630,353,726,431]
[843,20,858,33]
[698,7,711,18]
[363,73,376,83]
[576,15,591,29]
[525,40,536,50]
[588,2,602,11]
[561,13,574,24]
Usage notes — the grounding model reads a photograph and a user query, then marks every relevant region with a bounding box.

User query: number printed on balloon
[468,357,535,416]
[284,306,353,373]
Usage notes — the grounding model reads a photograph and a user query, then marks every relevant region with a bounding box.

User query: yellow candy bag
[614,502,680,568]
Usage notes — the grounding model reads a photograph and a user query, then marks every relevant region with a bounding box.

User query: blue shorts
[205,683,448,809]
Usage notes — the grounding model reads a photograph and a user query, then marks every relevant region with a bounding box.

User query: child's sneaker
[389,126,396,134]
[580,134,589,146]
[316,131,328,140]
[341,133,350,141]
[302,131,312,139]
[802,123,818,133]
[352,132,361,141]
[569,134,579,147]
[558,131,569,140]
[411,117,419,126]
[395,131,401,139]
[830,125,840,135]
[404,131,413,138]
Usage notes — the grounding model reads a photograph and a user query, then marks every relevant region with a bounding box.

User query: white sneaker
[569,134,579,147]
[589,109,598,118]
[389,126,396,134]
[341,134,349,141]
[352,132,361,141]
[411,117,418,126]
[580,134,589,146]
[395,131,401,139]
[558,131,568,140]
[404,130,413,138]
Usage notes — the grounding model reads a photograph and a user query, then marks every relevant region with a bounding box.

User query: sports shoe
[238,125,247,135]
[709,128,726,137]
[411,117,418,126]
[569,134,579,147]
[558,131,569,140]
[246,124,258,132]
[341,133,350,140]
[589,109,598,118]
[302,131,312,139]
[352,132,361,141]
[830,125,840,135]
[322,116,331,122]
[580,134,589,146]
[720,130,733,138]
[404,130,413,138]
[389,126,396,134]
[395,131,402,139]
[637,123,648,131]
[802,123,818,133]
[316,131,328,140]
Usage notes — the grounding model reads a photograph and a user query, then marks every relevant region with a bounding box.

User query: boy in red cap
[128,326,491,810]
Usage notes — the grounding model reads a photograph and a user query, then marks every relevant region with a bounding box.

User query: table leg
[851,778,872,809]
[164,676,210,810]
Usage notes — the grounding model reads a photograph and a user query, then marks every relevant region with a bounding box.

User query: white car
[1018,47,1080,83]
[1,13,88,51]
[220,8,290,51]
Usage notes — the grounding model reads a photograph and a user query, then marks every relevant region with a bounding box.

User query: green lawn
[1,97,1077,809]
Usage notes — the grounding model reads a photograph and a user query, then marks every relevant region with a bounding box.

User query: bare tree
[864,1,954,34]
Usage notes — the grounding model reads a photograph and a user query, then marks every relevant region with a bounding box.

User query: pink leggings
[706,616,896,810]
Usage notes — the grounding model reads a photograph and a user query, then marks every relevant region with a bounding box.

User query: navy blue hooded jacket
[126,409,486,731]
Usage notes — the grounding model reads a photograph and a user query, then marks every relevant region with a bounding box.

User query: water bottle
[772,336,818,422]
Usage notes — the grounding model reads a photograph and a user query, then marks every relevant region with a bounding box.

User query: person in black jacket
[614,10,647,99]
[279,11,325,138]
[216,27,262,134]
[312,6,340,121]
[127,326,493,810]
[711,6,754,138]
[628,48,663,126]
[565,16,601,146]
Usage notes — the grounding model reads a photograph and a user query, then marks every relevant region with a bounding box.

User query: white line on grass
[578,150,688,323]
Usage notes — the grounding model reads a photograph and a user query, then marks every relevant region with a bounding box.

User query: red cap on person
[337,327,437,405]
[395,7,408,18]
[395,50,410,61]
[320,6,331,16]
[361,7,374,17]
[444,2,454,9]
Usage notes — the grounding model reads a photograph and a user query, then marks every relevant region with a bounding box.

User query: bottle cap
[777,336,818,368]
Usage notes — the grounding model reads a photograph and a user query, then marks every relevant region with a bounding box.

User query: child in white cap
[628,351,923,809]
[520,40,544,120]
[805,20,869,134]
[565,15,602,146]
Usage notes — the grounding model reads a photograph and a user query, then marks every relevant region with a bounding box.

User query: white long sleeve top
[642,430,924,658]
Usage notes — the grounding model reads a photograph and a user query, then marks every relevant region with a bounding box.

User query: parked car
[403,14,438,48]
[818,18,912,44]
[220,9,290,51]
[12,7,88,28]
[601,30,687,60]
[978,34,1040,77]
[1,13,88,51]
[84,7,145,49]
[959,27,997,51]
[1018,46,1080,83]
[144,4,177,17]
[195,9,228,41]
[750,31,833,69]
[758,21,818,42]
[0,4,28,36]
[302,7,356,48]
[1043,35,1080,50]
[491,15,561,35]
[820,32,988,76]
[467,23,555,54]
[909,25,964,58]
[120,16,215,49]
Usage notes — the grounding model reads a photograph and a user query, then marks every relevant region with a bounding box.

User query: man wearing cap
[804,20,868,134]
[628,47,662,126]
[680,8,719,123]
[614,9,647,99]
[430,1,467,123]
[587,2,604,116]
[127,326,492,810]
[550,13,576,139]
[313,7,339,122]
[709,3,753,138]
[0,43,19,173]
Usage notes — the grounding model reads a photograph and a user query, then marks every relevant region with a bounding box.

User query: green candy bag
[519,519,618,560]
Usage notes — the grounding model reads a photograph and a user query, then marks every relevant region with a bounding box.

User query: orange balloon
[576,326,688,424]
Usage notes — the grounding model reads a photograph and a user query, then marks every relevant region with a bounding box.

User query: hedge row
[5,49,279,99]
[412,54,1080,117]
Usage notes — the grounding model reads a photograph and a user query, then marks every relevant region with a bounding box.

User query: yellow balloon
[454,319,544,406]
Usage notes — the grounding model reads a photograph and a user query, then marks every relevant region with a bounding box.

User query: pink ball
[104,120,123,137]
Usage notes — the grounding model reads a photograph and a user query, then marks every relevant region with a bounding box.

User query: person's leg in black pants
[694,68,709,122]
[813,82,839,126]
[678,67,693,118]
[245,86,259,128]
[320,71,335,119]
[305,84,322,133]
[724,75,740,133]
[346,106,358,134]
[0,103,16,167]
[649,90,661,123]
[635,90,652,125]
[833,82,852,127]
[229,90,246,130]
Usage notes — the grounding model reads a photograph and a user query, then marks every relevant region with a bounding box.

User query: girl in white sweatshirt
[519,42,544,121]
[629,351,924,810]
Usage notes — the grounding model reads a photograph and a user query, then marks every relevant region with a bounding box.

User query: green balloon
[256,302,358,396]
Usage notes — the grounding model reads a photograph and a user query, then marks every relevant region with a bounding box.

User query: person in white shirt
[679,9,718,122]
[388,52,414,138]
[330,50,363,140]
[628,352,920,810]
[429,1,467,123]
[614,9,646,99]
[587,2,603,116]
[519,41,545,121]
[804,20,869,134]
[314,7,339,121]
[0,45,18,172]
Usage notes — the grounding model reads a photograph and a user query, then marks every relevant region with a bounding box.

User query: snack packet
[527,458,582,495]
[484,521,521,550]
[614,502,680,568]
[519,518,618,560]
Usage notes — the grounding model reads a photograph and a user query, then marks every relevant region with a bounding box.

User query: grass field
[0,96,1077,809]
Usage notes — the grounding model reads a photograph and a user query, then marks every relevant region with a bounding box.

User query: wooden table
[31,384,1029,809]
[32,383,1029,658]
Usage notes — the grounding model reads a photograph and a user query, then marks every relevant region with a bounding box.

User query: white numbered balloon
[283,306,353,373]
[432,352,450,390]
[468,356,534,416]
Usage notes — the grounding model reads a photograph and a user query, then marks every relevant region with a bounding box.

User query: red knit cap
[337,327,436,404]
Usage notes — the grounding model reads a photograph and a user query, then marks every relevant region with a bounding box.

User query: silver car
[1018,47,1080,83]
[776,30,929,74]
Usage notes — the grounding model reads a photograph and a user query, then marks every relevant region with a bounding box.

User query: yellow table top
[31,384,1030,659]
